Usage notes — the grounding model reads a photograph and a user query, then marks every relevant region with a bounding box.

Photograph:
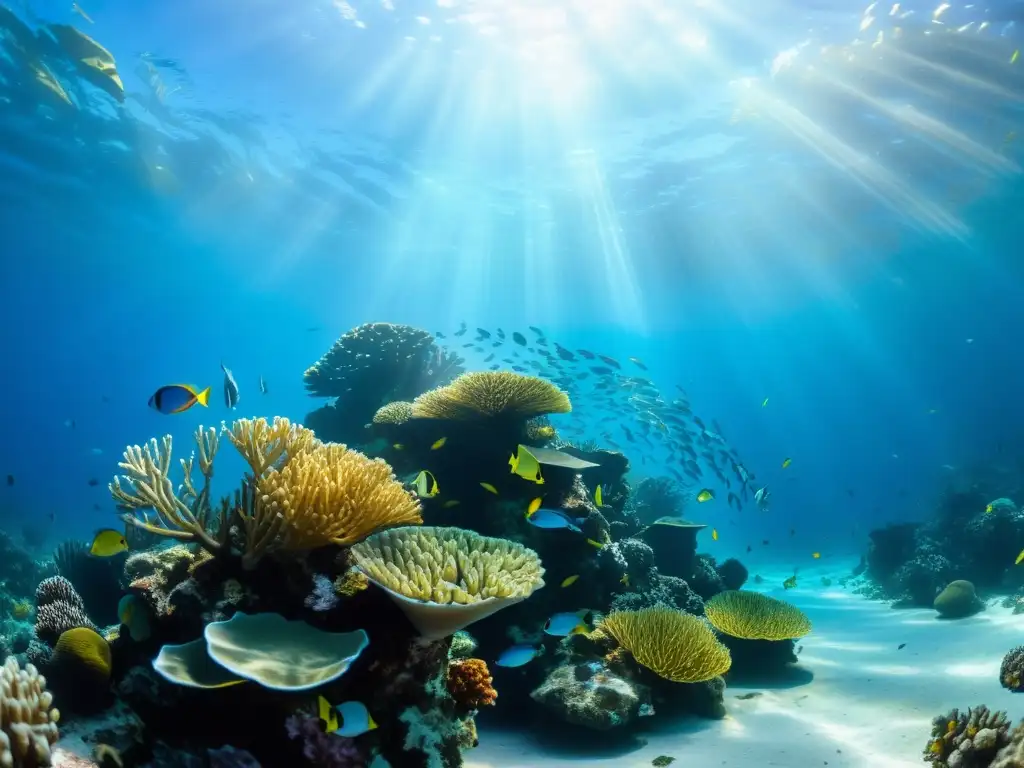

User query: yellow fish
[762,397,769,407]
[1016,549,1024,566]
[712,528,719,541]
[812,552,821,559]
[442,500,460,509]
[392,443,404,450]
[414,470,439,498]
[318,695,339,733]
[480,482,499,495]
[509,445,545,484]
[783,574,798,589]
[696,488,714,503]
[619,573,629,587]
[586,538,604,549]
[431,437,447,450]
[527,497,543,517]
[90,529,128,557]
[782,457,792,469]
[594,485,603,507]
[561,574,580,588]
[985,504,994,514]
[1012,49,1020,64]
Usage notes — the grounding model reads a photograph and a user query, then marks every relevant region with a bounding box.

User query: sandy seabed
[468,567,1024,768]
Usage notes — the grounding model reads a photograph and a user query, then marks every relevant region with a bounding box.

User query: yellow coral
[0,657,60,768]
[373,401,414,425]
[334,570,369,597]
[704,591,812,641]
[257,442,422,550]
[54,627,112,681]
[599,607,731,683]
[224,416,315,478]
[411,371,571,421]
[10,600,31,620]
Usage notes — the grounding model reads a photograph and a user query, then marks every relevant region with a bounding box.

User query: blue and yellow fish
[544,610,595,637]
[148,384,210,414]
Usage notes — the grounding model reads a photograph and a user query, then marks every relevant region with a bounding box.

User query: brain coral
[53,627,112,682]
[599,607,731,683]
[934,580,983,619]
[705,591,812,641]
[0,657,60,767]
[411,371,571,421]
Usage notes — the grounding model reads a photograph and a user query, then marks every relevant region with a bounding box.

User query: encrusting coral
[446,659,497,711]
[0,656,60,768]
[350,526,546,640]
[411,371,572,421]
[598,606,732,683]
[704,591,812,641]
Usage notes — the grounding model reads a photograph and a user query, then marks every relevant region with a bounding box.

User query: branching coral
[350,526,545,639]
[411,371,571,421]
[924,704,1010,766]
[109,426,228,554]
[446,658,497,710]
[0,657,60,767]
[705,591,812,641]
[373,401,414,425]
[223,416,315,480]
[598,607,731,683]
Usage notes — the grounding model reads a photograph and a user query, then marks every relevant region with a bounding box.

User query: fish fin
[195,387,211,407]
[367,714,378,730]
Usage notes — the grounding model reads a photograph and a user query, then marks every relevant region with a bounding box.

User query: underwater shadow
[725,665,815,690]
[515,715,650,759]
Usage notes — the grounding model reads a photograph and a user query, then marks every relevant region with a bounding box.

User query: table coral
[705,591,812,641]
[411,371,571,421]
[446,659,496,711]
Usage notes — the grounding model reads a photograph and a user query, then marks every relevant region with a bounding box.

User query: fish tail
[195,386,211,407]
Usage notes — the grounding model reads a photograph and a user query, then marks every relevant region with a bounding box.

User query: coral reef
[34,576,97,646]
[446,659,497,711]
[530,661,651,730]
[704,591,812,641]
[934,580,984,619]
[411,371,571,422]
[924,704,1010,766]
[632,476,688,526]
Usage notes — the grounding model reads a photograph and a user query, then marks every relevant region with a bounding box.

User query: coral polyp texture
[0,657,60,768]
[446,658,497,710]
[373,401,414,425]
[411,371,572,421]
[598,607,732,683]
[255,441,423,550]
[34,576,96,645]
[350,526,545,639]
[704,591,812,641]
[924,704,1011,766]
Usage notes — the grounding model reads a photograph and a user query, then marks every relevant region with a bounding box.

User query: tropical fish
[762,398,769,407]
[90,529,128,557]
[544,610,594,637]
[331,701,378,738]
[812,552,821,559]
[512,332,527,346]
[1016,548,1024,566]
[442,500,460,508]
[561,574,580,588]
[72,2,94,23]
[414,470,439,498]
[1013,49,1020,64]
[986,504,994,514]
[781,457,792,469]
[594,485,603,507]
[619,573,630,587]
[754,486,770,511]
[318,695,339,733]
[783,574,798,589]
[897,643,906,651]
[495,643,542,668]
[393,444,405,451]
[525,509,582,533]
[480,482,499,495]
[696,489,714,503]
[431,437,447,450]
[509,445,544,484]
[221,362,240,409]
[628,357,647,370]
[148,384,210,414]
[711,528,719,541]
[118,594,151,641]
[527,497,543,516]
[259,376,268,395]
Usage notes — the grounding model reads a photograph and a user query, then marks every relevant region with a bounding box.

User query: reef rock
[530,661,651,730]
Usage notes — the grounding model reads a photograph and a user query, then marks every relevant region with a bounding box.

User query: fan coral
[599,606,732,683]
[34,576,97,646]
[447,658,497,710]
[1001,646,1024,692]
[935,580,984,618]
[255,441,423,550]
[411,371,572,421]
[350,526,546,640]
[0,657,60,767]
[924,704,1010,766]
[705,591,812,641]
[373,401,414,425]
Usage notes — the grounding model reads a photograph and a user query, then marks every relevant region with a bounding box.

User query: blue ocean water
[2,0,1024,765]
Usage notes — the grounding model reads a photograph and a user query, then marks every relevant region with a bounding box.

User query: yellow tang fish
[509,445,545,484]
[696,488,714,503]
[812,552,821,559]
[594,485,603,507]
[561,574,580,588]
[480,482,499,495]
[782,457,792,469]
[414,470,439,498]
[90,529,128,557]
[712,528,719,541]
[527,497,543,517]
[431,437,447,450]
[442,500,460,508]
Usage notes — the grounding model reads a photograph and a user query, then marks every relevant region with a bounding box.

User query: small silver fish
[221,362,240,409]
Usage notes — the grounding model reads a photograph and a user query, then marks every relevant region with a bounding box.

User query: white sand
[469,574,1024,768]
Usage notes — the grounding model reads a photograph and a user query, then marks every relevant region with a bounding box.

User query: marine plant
[410,371,572,421]
[597,606,732,683]
[0,656,60,767]
[349,526,546,640]
[704,591,812,641]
